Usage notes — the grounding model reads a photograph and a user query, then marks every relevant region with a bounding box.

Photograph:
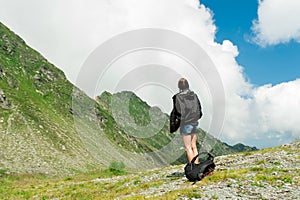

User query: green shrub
[0,169,8,175]
[109,161,126,175]
[273,162,281,166]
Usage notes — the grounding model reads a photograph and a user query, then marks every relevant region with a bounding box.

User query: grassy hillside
[0,22,99,175]
[0,142,298,199]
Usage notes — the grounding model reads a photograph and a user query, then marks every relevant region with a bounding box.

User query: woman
[170,78,202,163]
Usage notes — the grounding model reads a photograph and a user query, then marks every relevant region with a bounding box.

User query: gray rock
[0,90,12,109]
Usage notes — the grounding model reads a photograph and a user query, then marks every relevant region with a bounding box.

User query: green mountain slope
[0,22,256,176]
[0,22,99,175]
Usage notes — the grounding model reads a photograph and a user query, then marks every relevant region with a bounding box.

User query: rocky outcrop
[0,66,5,79]
[0,90,12,109]
[1,34,18,55]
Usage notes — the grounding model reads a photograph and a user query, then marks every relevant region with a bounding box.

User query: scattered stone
[0,90,12,109]
[0,66,5,78]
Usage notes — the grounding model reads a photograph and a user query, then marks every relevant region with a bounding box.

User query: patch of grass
[255,175,267,181]
[281,169,289,173]
[0,166,133,199]
[137,180,164,190]
[237,182,243,187]
[133,179,141,185]
[187,192,202,199]
[242,152,252,156]
[159,187,204,200]
[256,160,266,165]
[0,169,8,175]
[123,195,147,200]
[250,167,264,172]
[273,161,281,166]
[251,167,297,186]
[203,168,249,183]
[283,177,292,184]
[64,177,72,181]
[251,181,264,187]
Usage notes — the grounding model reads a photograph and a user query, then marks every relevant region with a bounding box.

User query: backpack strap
[191,154,199,164]
[205,152,214,160]
[191,152,214,164]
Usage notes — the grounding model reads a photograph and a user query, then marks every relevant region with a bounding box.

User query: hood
[178,90,196,100]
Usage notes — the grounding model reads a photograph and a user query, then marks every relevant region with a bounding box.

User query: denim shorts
[180,124,199,135]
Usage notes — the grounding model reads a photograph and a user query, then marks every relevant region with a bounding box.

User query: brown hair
[178,78,189,91]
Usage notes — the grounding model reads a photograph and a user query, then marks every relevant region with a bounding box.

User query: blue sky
[201,0,300,86]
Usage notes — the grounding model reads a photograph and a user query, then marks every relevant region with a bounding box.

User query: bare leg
[191,133,199,163]
[182,134,198,163]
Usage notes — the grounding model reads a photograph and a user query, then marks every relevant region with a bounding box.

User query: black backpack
[184,152,216,183]
[170,108,181,133]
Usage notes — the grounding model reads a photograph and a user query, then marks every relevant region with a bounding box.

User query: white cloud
[221,79,300,148]
[0,0,299,148]
[252,0,300,46]
[254,79,300,136]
